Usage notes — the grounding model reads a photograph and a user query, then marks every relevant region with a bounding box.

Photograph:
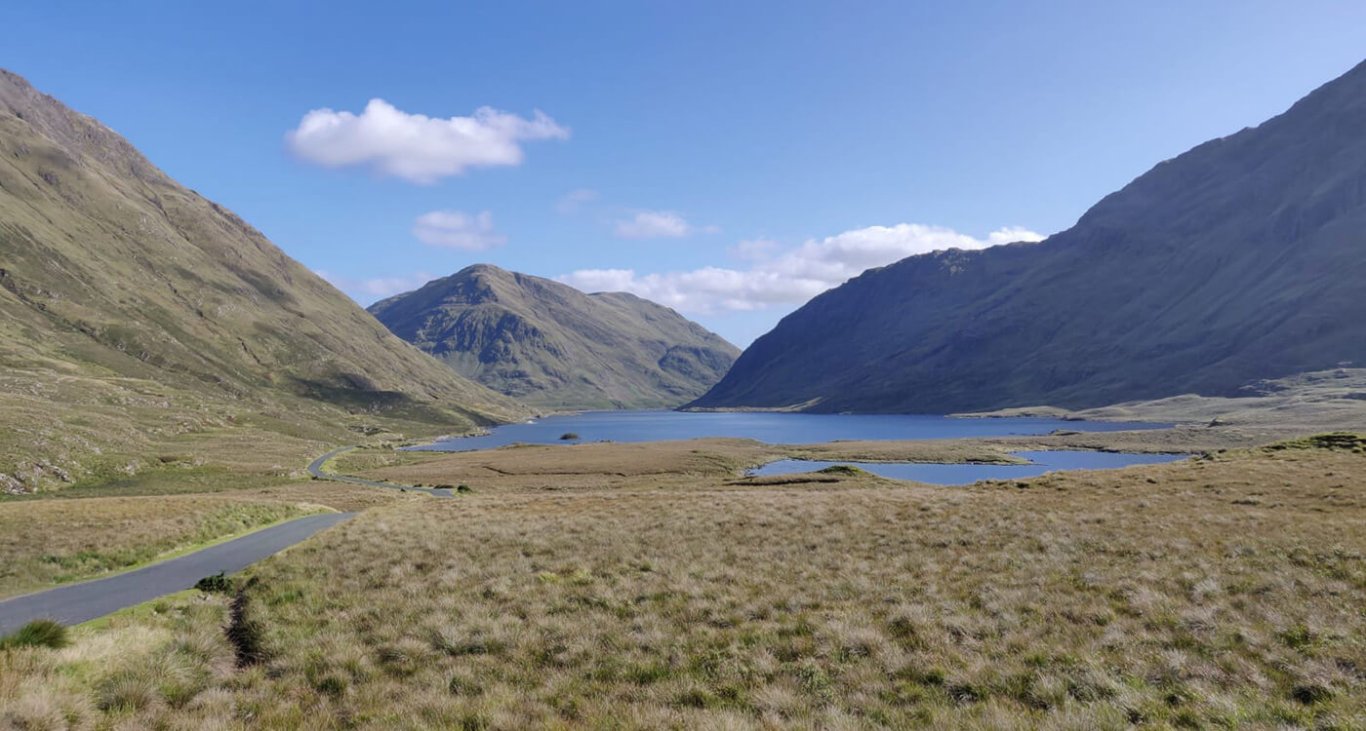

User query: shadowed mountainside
[369,265,740,410]
[0,69,525,491]
[691,59,1366,414]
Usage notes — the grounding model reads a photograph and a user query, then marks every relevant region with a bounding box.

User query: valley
[2,359,1362,728]
[1,16,1365,731]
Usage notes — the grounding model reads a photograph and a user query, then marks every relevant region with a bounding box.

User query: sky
[3,1,1365,346]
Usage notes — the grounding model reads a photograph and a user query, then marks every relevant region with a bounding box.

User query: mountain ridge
[0,69,525,491]
[689,59,1366,414]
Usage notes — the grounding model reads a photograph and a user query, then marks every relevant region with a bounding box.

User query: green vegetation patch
[815,464,869,476]
[0,619,69,650]
[1265,432,1366,453]
[194,572,234,594]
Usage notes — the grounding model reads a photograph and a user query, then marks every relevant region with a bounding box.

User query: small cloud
[555,188,599,214]
[986,226,1046,245]
[729,238,780,261]
[286,99,568,184]
[613,210,692,239]
[554,268,638,293]
[317,270,435,303]
[412,210,506,251]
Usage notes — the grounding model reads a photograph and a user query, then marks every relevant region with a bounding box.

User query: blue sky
[4,1,1365,346]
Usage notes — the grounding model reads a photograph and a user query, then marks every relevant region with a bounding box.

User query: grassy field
[0,474,409,598]
[0,495,315,598]
[0,363,504,497]
[2,435,1361,729]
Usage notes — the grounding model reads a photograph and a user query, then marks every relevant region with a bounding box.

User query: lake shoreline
[407,410,1170,454]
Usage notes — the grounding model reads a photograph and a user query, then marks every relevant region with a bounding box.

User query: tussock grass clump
[0,601,236,728]
[0,620,68,650]
[95,668,159,712]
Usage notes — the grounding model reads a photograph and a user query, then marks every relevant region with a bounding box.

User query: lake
[750,450,1185,486]
[413,410,1166,452]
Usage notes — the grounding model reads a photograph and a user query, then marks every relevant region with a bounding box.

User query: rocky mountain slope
[690,59,1366,414]
[0,69,525,491]
[369,265,739,410]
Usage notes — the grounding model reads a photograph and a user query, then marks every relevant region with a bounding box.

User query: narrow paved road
[308,447,453,497]
[0,512,354,634]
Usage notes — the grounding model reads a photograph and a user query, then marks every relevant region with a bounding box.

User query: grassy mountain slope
[691,59,1366,414]
[0,69,525,492]
[369,265,740,410]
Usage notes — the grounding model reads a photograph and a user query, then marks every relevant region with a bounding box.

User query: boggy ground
[2,434,1362,729]
[339,422,1325,496]
[330,433,1206,495]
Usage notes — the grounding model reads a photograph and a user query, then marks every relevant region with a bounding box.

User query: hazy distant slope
[369,265,740,410]
[0,69,524,489]
[690,59,1366,413]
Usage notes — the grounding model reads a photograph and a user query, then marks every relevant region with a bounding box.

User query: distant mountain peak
[458,262,510,278]
[370,266,740,410]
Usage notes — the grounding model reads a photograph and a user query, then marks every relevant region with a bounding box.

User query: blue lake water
[414,410,1167,452]
[751,451,1185,485]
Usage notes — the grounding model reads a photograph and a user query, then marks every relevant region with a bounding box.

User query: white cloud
[317,270,435,303]
[287,99,568,184]
[558,224,1044,315]
[613,211,693,239]
[728,238,780,261]
[987,226,1045,246]
[555,188,599,214]
[412,210,506,251]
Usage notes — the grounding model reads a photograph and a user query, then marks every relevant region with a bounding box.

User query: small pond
[749,450,1186,486]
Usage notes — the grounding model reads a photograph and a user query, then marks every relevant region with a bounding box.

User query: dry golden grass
[0,495,317,598]
[3,439,1361,728]
[0,479,407,597]
[231,480,415,513]
[342,439,786,493]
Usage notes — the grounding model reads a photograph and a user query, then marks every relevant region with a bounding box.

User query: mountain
[690,60,1366,414]
[368,265,740,410]
[0,69,525,490]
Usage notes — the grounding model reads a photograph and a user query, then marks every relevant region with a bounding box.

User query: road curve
[308,447,453,497]
[0,512,354,634]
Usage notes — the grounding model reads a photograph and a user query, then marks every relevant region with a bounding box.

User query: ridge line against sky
[4,2,1365,346]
